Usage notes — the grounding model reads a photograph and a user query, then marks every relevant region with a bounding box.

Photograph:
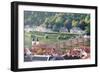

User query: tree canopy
[24,11,90,34]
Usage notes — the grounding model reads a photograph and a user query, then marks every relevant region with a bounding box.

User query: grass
[24,31,80,48]
[24,32,32,48]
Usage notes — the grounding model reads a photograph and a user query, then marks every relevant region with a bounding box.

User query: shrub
[44,34,48,39]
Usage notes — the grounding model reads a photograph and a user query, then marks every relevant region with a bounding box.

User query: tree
[72,19,78,27]
[85,24,90,35]
[84,15,90,24]
[44,18,52,28]
[55,17,64,25]
[64,19,72,32]
[78,20,86,30]
[64,20,69,27]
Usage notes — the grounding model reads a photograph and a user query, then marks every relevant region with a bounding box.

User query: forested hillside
[24,11,90,34]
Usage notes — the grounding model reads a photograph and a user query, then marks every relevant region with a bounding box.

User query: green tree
[72,19,78,27]
[84,15,90,24]
[64,20,69,27]
[85,24,90,35]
